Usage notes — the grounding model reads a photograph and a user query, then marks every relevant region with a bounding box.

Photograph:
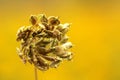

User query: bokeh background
[0,0,120,80]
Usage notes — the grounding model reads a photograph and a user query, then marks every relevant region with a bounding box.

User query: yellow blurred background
[0,0,120,80]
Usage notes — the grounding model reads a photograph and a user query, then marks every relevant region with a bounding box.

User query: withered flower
[16,14,73,71]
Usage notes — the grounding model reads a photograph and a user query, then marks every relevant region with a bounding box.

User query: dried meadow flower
[16,14,73,71]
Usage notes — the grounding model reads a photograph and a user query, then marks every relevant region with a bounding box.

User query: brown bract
[16,14,73,71]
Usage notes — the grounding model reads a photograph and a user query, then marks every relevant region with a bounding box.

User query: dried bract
[16,14,73,71]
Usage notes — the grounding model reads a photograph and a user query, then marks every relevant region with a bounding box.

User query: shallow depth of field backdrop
[0,0,120,80]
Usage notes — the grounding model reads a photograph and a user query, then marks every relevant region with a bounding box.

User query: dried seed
[51,39,58,47]
[42,37,52,44]
[36,46,47,54]
[38,14,48,23]
[48,16,60,26]
[41,55,57,61]
[62,42,72,50]
[50,60,61,68]
[60,35,69,44]
[30,15,38,25]
[37,56,48,65]
[28,57,33,64]
[42,23,50,30]
[57,23,70,34]
[59,52,72,58]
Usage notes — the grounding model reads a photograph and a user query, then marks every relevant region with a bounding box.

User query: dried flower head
[16,14,73,71]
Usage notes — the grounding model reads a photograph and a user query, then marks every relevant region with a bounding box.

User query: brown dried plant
[16,14,73,71]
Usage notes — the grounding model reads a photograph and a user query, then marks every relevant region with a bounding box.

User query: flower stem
[34,66,38,80]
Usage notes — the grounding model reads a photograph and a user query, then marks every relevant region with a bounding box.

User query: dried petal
[62,42,72,50]
[30,15,38,25]
[60,35,69,44]
[50,60,61,68]
[41,55,57,61]
[48,16,60,26]
[38,14,48,23]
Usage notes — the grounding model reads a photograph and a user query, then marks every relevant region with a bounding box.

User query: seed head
[16,14,73,71]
